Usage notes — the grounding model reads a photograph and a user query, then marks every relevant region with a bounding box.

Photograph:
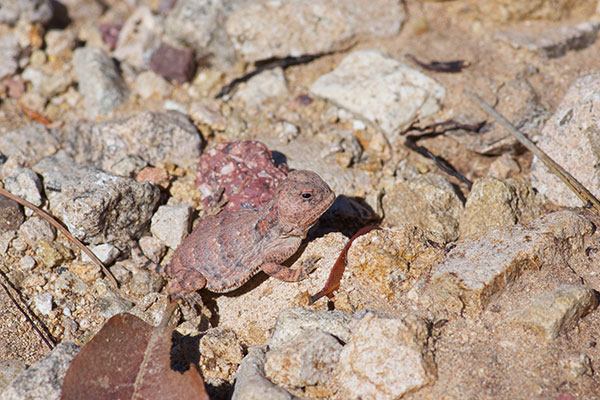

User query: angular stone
[311,49,445,135]
[3,167,43,213]
[33,153,161,246]
[470,0,596,22]
[233,68,288,110]
[265,329,342,391]
[0,124,59,167]
[0,197,24,234]
[226,0,406,62]
[431,211,594,311]
[33,292,53,315]
[460,177,543,238]
[0,0,54,25]
[81,243,120,265]
[231,346,295,400]
[198,327,244,386]
[45,29,76,59]
[150,204,193,249]
[1,342,80,400]
[114,6,163,69]
[149,43,196,83]
[531,73,600,207]
[59,110,203,173]
[269,307,353,350]
[18,216,55,247]
[133,71,171,100]
[497,21,600,58]
[72,46,129,118]
[515,285,598,339]
[0,35,19,80]
[336,312,436,400]
[344,226,444,300]
[382,172,463,242]
[164,0,238,67]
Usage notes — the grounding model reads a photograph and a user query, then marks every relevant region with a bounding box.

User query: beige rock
[311,50,445,136]
[431,211,593,311]
[35,240,72,268]
[559,353,593,380]
[265,329,342,392]
[343,226,444,302]
[226,0,406,63]
[383,172,463,242]
[460,177,542,237]
[487,154,520,178]
[515,285,598,339]
[199,327,244,386]
[470,0,596,22]
[336,312,436,400]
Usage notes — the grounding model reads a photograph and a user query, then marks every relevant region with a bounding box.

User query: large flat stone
[431,211,593,311]
[310,49,445,136]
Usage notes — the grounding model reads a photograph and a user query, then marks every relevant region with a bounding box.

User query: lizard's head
[275,170,335,236]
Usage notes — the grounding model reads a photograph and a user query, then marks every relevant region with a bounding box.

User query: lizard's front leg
[261,261,317,282]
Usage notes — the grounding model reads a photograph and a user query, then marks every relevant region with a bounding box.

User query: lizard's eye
[301,192,312,199]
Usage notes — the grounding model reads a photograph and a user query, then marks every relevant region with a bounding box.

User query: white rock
[311,49,445,136]
[134,70,171,100]
[234,67,288,111]
[33,292,53,315]
[114,6,163,69]
[81,243,120,265]
[336,312,436,399]
[150,204,193,249]
[3,167,43,216]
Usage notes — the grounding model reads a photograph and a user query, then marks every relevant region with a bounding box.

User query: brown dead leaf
[61,304,208,400]
[308,225,380,304]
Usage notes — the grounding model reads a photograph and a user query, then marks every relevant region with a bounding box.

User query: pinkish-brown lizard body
[163,170,335,296]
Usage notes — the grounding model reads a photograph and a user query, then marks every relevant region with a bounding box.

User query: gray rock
[128,268,164,297]
[0,35,20,80]
[383,172,464,242]
[22,66,73,98]
[0,124,59,167]
[269,307,353,350]
[311,49,445,136]
[0,342,80,400]
[165,0,239,68]
[33,292,53,315]
[59,110,203,173]
[3,167,43,214]
[128,293,171,326]
[150,204,193,249]
[114,6,163,69]
[265,329,342,390]
[81,243,120,265]
[336,312,436,400]
[96,293,134,319]
[497,20,600,58]
[233,68,288,111]
[515,285,598,340]
[226,0,406,62]
[18,216,55,247]
[0,360,27,391]
[33,153,161,246]
[0,0,53,25]
[530,73,600,207]
[0,197,24,234]
[72,46,129,118]
[232,346,296,400]
[460,177,543,238]
[430,211,594,311]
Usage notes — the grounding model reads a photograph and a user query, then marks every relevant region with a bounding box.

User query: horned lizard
[159,169,335,297]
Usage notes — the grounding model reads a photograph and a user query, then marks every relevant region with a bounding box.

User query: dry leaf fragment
[61,305,208,400]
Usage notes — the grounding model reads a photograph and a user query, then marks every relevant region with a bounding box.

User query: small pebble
[81,243,120,265]
[149,43,196,83]
[33,292,53,316]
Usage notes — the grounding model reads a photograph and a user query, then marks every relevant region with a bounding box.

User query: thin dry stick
[0,187,118,288]
[0,279,56,350]
[466,90,600,217]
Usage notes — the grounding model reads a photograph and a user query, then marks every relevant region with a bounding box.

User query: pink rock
[196,140,289,211]
[149,43,196,83]
[98,23,122,51]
